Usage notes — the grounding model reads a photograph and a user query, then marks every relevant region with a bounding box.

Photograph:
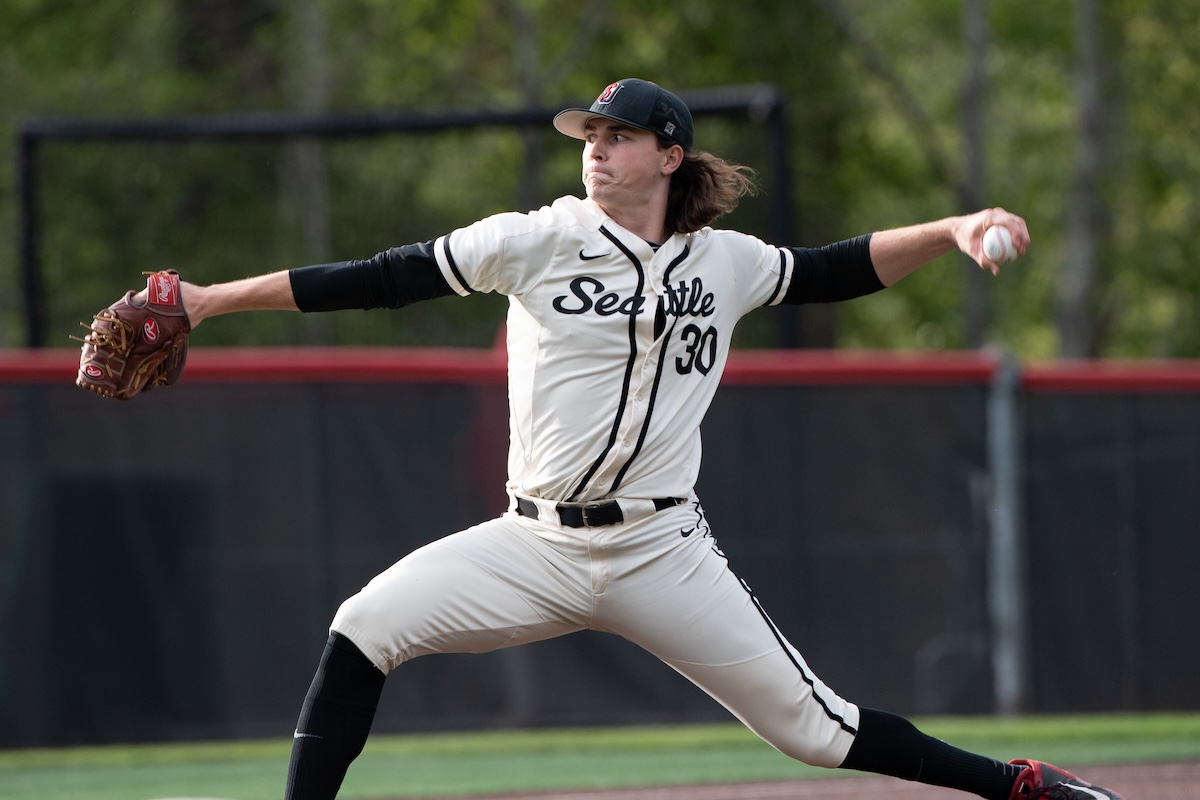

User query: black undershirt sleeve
[288,241,455,313]
[781,233,885,305]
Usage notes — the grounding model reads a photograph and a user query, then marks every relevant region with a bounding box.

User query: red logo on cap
[597,82,621,105]
[144,318,160,343]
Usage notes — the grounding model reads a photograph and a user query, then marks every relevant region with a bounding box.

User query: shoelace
[72,311,134,354]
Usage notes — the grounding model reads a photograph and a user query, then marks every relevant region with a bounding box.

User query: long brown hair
[663,144,758,234]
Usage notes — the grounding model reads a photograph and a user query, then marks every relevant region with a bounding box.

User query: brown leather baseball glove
[74,270,191,400]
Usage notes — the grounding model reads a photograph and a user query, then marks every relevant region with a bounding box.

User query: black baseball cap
[554,78,694,151]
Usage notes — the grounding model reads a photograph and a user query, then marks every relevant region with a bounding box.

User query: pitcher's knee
[329,589,400,672]
[330,588,372,632]
[749,701,860,769]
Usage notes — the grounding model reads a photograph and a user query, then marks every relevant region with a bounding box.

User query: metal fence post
[986,349,1030,713]
[17,131,43,348]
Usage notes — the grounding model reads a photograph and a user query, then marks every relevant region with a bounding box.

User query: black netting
[1,375,1196,746]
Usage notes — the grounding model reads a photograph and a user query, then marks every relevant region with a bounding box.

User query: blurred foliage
[1,0,1197,355]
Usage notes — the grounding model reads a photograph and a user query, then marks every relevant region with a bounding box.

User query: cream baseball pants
[331,497,860,768]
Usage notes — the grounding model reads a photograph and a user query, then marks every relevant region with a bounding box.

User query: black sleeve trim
[781,233,884,305]
[762,250,789,307]
[441,234,474,294]
[288,241,455,312]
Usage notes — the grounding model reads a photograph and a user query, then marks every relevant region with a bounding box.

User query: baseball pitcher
[78,79,1121,800]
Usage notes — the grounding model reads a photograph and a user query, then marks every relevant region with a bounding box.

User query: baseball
[982,225,1018,264]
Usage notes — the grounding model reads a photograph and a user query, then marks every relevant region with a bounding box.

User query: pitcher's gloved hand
[74,270,191,400]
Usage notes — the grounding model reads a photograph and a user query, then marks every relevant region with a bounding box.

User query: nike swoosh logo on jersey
[579,249,610,260]
[294,730,324,740]
[680,527,696,537]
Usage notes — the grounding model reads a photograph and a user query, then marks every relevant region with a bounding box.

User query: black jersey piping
[566,226,646,502]
[762,249,790,307]
[737,573,858,735]
[441,234,474,294]
[610,243,691,493]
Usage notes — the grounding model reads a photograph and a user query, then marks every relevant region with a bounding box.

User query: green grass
[1,713,1198,800]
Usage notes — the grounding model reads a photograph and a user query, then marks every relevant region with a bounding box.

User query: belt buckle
[581,502,604,527]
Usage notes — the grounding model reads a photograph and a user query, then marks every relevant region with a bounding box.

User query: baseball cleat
[1008,759,1125,800]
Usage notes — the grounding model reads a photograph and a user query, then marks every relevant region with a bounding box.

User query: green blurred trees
[1,0,1196,355]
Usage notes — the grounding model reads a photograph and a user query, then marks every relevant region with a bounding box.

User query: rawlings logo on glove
[73,270,191,400]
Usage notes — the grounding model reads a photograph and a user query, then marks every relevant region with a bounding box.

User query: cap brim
[552,108,657,141]
[552,108,592,140]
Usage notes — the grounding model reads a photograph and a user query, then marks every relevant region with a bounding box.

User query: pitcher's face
[581,119,681,209]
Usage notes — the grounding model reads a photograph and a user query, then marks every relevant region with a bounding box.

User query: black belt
[515,496,684,528]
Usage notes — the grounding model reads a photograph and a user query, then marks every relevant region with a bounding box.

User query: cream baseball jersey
[433,195,796,504]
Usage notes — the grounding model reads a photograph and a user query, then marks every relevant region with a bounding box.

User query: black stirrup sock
[840,708,1024,800]
[284,632,387,800]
